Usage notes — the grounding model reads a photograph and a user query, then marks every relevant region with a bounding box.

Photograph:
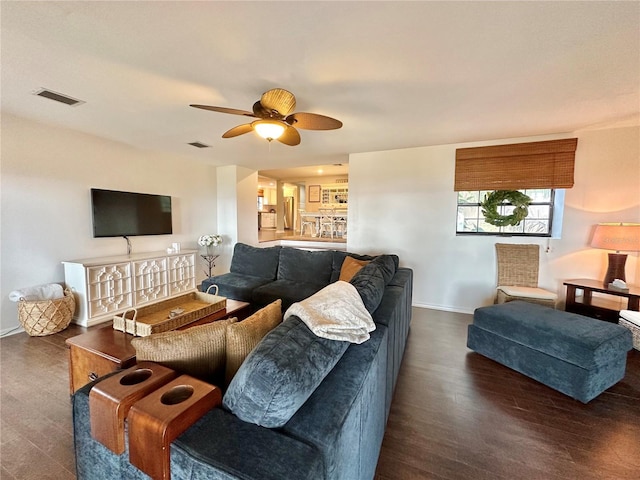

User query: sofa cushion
[350,262,387,313]
[281,326,388,480]
[201,273,272,303]
[372,254,398,285]
[330,251,376,283]
[172,408,325,480]
[253,280,325,312]
[223,316,349,428]
[339,256,370,282]
[230,243,282,279]
[226,300,283,384]
[131,317,237,385]
[278,248,333,285]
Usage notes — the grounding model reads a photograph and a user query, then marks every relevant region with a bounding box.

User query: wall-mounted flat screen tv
[91,188,173,238]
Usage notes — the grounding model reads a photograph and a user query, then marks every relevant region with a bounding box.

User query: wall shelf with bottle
[321,185,348,205]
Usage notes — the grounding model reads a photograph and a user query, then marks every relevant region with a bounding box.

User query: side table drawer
[68,346,136,393]
[566,303,621,323]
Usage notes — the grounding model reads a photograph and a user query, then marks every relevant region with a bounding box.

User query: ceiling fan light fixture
[252,120,286,141]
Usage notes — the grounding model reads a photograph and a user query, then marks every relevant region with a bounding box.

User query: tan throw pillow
[131,317,237,385]
[339,256,371,282]
[225,299,283,384]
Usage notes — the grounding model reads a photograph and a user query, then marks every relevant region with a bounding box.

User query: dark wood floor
[375,308,640,480]
[1,308,639,479]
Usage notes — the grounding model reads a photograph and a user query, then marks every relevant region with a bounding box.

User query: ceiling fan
[190,88,342,146]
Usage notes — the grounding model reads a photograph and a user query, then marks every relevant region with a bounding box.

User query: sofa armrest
[172,408,325,480]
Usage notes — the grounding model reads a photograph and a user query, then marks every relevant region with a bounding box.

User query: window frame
[456,189,555,237]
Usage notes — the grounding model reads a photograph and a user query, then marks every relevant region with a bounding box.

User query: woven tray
[113,292,226,336]
[619,317,640,351]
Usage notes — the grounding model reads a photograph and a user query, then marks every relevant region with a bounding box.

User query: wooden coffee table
[66,299,250,393]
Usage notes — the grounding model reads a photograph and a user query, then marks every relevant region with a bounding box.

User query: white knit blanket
[9,283,64,302]
[284,281,376,344]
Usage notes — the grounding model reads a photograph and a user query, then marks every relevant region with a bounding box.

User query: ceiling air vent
[33,88,85,106]
[188,141,210,148]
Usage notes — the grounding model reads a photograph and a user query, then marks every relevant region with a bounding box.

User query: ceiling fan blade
[285,112,343,130]
[277,126,301,146]
[260,88,296,116]
[222,123,254,138]
[190,104,256,117]
[252,101,270,118]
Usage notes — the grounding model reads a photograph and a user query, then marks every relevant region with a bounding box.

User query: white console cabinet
[63,250,196,327]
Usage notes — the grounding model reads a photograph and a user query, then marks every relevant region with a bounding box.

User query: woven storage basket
[619,317,640,351]
[17,289,75,336]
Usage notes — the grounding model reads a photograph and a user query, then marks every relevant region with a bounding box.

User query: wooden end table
[563,278,640,323]
[66,299,250,393]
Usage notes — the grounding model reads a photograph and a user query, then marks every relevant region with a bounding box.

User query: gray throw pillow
[230,243,281,279]
[350,262,386,313]
[277,248,333,284]
[372,255,397,285]
[223,316,349,428]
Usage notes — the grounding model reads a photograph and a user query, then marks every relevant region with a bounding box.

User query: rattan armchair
[495,243,558,308]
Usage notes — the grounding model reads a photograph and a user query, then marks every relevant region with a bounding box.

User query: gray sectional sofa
[201,242,397,312]
[72,243,413,479]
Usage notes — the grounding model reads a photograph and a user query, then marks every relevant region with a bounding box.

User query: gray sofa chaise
[72,243,413,480]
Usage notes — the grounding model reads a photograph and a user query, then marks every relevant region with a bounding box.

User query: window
[456,189,555,236]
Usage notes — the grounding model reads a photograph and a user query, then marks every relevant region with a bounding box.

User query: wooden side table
[563,279,640,323]
[66,299,250,393]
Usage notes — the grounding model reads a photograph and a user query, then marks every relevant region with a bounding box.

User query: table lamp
[590,223,640,287]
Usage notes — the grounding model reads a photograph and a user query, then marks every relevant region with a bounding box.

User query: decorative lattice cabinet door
[133,258,169,306]
[168,253,196,295]
[87,263,133,319]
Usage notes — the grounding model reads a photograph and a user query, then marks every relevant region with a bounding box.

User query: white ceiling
[2,1,639,180]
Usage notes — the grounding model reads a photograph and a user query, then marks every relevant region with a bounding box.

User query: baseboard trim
[412,302,475,315]
[0,325,26,338]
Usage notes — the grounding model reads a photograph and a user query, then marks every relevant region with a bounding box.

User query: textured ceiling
[2,1,639,179]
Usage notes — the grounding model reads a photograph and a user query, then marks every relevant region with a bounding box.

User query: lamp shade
[590,223,640,252]
[252,120,286,141]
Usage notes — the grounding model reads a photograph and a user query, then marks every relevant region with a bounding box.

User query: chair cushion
[225,300,283,384]
[498,285,558,300]
[223,316,349,428]
[131,317,237,385]
[620,310,640,327]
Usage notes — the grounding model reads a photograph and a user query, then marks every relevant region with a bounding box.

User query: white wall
[348,126,640,313]
[215,165,259,273]
[1,114,218,335]
[3,114,637,331]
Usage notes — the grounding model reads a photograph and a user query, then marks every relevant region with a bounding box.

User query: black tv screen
[91,189,173,238]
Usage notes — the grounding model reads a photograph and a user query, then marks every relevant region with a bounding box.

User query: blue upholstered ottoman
[467,301,633,403]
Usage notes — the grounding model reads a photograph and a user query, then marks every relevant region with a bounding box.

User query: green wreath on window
[481,190,532,227]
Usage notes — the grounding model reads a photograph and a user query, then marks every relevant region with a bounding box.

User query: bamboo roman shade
[454,138,578,191]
